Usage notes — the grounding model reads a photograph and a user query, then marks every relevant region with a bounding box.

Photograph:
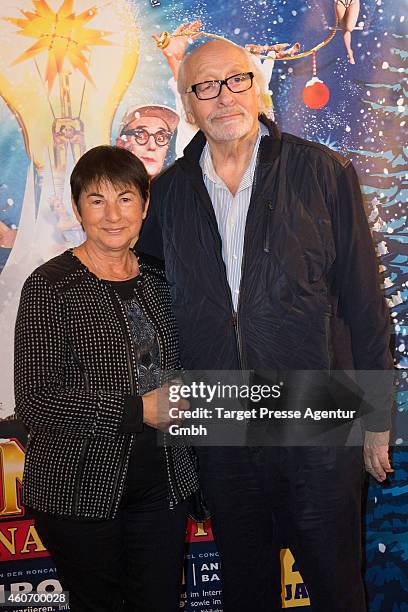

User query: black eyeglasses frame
[185,72,255,100]
[120,127,172,147]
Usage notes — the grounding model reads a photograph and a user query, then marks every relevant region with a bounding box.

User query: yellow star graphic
[4,0,112,91]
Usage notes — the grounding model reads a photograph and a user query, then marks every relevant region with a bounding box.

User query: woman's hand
[142,384,189,431]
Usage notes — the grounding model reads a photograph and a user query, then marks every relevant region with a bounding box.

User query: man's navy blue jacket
[136,116,393,432]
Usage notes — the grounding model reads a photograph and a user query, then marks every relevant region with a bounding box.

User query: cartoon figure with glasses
[116,104,179,177]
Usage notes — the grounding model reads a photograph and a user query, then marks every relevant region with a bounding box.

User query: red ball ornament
[302,76,330,109]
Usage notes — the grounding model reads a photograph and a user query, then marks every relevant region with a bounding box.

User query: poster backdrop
[0,1,407,610]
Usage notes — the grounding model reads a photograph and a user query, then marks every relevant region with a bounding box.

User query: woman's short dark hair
[70,146,149,211]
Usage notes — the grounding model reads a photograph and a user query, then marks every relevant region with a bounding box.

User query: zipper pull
[264,200,275,253]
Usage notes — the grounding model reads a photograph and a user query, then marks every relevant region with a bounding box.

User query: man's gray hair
[177,39,269,122]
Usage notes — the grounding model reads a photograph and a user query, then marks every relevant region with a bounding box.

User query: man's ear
[253,78,261,101]
[186,111,196,124]
[182,97,196,125]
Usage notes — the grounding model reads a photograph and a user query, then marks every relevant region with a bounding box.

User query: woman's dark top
[106,276,167,510]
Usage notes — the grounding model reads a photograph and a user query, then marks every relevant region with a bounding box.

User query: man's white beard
[205,106,255,142]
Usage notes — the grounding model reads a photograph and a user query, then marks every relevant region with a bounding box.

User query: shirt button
[233,254,238,260]
[234,289,239,294]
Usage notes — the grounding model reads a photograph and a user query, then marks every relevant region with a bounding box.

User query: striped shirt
[200,123,269,310]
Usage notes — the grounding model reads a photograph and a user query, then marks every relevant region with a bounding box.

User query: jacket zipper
[182,161,242,372]
[234,142,263,372]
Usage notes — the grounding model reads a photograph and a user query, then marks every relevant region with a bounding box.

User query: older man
[137,39,393,611]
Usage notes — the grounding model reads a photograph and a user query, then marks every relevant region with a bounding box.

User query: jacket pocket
[324,307,334,371]
[73,438,90,514]
[68,338,90,392]
[263,199,277,253]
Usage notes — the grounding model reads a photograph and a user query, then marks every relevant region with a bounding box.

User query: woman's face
[73,180,146,254]
[117,116,170,177]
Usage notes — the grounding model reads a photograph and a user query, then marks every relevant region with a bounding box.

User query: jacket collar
[178,114,281,175]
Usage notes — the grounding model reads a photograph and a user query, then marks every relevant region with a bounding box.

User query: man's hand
[142,383,188,431]
[0,220,17,249]
[153,20,202,80]
[364,430,393,482]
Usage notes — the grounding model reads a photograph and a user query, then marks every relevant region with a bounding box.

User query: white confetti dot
[6,198,13,206]
[378,543,386,553]
[395,438,403,445]
[346,125,351,132]
[382,61,389,69]
[234,28,240,35]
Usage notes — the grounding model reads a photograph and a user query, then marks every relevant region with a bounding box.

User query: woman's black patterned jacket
[14,250,199,519]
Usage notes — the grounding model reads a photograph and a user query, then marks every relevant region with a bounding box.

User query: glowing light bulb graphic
[0,0,140,170]
[0,1,140,419]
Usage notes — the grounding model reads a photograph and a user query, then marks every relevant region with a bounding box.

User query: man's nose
[217,83,235,104]
[146,134,157,150]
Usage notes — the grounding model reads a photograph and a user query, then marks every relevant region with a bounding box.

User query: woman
[14,145,199,612]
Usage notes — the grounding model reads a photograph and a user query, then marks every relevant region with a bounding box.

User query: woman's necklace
[83,244,138,281]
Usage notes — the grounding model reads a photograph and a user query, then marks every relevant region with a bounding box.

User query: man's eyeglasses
[120,127,172,147]
[186,72,254,100]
